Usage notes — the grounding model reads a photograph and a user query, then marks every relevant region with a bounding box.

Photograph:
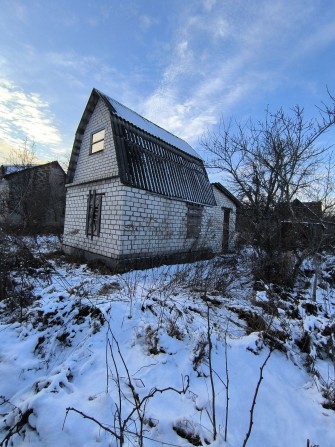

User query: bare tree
[8,138,36,168]
[1,139,37,230]
[202,94,335,283]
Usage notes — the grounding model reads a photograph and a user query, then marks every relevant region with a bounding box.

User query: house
[62,88,238,271]
[0,161,66,232]
[279,199,325,249]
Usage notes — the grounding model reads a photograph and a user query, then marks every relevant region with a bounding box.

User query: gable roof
[67,88,216,206]
[212,182,240,207]
[1,162,65,179]
[98,91,200,159]
[291,199,322,220]
[0,164,38,177]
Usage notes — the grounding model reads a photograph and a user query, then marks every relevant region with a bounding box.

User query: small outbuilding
[0,161,66,232]
[63,88,238,270]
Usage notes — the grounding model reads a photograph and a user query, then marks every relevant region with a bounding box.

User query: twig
[64,407,121,440]
[224,328,230,442]
[242,348,273,447]
[206,304,217,440]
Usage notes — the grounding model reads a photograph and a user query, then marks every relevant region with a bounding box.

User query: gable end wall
[73,98,118,184]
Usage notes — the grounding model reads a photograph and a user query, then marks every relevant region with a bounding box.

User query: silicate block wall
[63,178,125,258]
[200,204,223,253]
[73,98,118,184]
[213,187,237,249]
[118,187,222,258]
[63,182,231,261]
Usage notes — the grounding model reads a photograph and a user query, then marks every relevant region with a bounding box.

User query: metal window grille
[86,190,102,238]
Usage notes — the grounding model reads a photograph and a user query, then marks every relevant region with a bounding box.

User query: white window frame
[90,128,105,154]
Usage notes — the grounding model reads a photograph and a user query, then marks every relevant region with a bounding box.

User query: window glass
[91,129,105,153]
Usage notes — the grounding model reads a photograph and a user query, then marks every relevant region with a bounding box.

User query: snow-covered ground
[0,237,334,446]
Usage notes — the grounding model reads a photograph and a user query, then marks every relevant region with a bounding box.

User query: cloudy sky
[0,0,335,167]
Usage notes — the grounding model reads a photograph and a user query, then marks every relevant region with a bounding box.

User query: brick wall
[63,178,125,258]
[63,179,228,263]
[63,96,238,267]
[212,186,238,250]
[73,98,118,184]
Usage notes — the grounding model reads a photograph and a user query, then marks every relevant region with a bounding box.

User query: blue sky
[0,0,335,170]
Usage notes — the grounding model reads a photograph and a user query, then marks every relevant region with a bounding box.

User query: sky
[0,0,335,171]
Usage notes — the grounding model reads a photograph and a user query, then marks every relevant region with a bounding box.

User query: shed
[0,161,66,232]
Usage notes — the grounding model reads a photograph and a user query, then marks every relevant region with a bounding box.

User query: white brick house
[63,88,239,270]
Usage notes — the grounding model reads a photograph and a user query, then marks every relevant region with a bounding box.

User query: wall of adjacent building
[212,186,238,250]
[0,162,65,231]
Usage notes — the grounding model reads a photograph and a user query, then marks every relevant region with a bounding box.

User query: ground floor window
[86,190,103,238]
[186,203,203,239]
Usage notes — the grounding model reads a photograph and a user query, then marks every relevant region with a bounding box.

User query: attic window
[91,129,105,153]
[186,203,203,239]
[86,190,103,238]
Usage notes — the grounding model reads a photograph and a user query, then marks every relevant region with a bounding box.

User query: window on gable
[186,203,203,239]
[86,190,103,238]
[91,129,105,153]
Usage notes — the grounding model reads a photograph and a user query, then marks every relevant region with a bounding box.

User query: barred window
[86,190,103,238]
[186,203,203,239]
[91,129,105,154]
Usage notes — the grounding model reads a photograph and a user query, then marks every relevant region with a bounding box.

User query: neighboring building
[63,88,238,270]
[212,183,240,251]
[279,199,325,249]
[0,161,66,232]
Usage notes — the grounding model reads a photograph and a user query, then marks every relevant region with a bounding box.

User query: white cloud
[0,78,62,151]
[0,138,15,164]
[203,0,216,12]
[47,52,98,75]
[139,0,335,147]
[139,14,158,31]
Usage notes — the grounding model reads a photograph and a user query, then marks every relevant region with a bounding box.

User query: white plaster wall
[73,98,118,184]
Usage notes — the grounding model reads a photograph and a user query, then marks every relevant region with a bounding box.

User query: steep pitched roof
[67,89,216,206]
[98,91,200,159]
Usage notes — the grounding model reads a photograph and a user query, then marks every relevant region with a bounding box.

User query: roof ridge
[95,88,200,160]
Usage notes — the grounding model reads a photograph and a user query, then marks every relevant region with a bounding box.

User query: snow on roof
[100,92,201,159]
